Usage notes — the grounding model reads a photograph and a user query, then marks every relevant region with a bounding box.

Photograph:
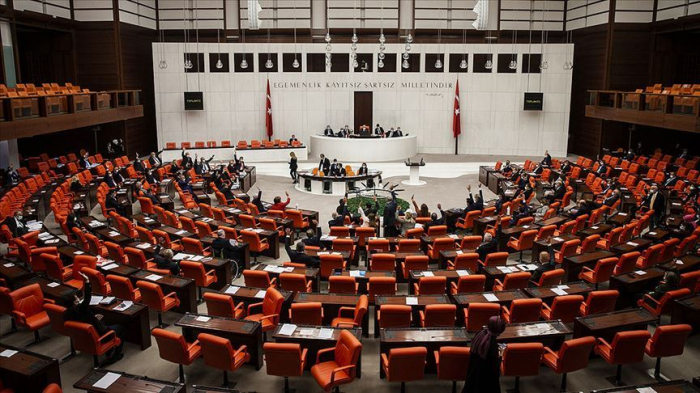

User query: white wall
[154,42,573,158]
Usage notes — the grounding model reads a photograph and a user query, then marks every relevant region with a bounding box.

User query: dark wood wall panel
[608,25,651,90]
[74,22,120,91]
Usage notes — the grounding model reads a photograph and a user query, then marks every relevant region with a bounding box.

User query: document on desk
[255,290,266,298]
[225,286,240,295]
[3,263,14,267]
[145,274,163,281]
[136,243,151,249]
[89,296,104,306]
[114,301,133,312]
[636,388,657,393]
[176,230,188,235]
[483,293,500,302]
[93,372,121,389]
[101,263,119,271]
[191,255,204,261]
[47,282,61,288]
[318,328,334,340]
[195,316,211,322]
[551,288,568,296]
[422,271,434,277]
[456,270,470,277]
[405,297,418,305]
[278,324,297,336]
[627,242,639,247]
[456,250,463,255]
[263,265,277,272]
[0,349,18,358]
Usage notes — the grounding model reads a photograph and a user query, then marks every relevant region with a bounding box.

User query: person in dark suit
[424,204,445,230]
[194,155,215,175]
[635,141,643,156]
[145,169,159,186]
[601,189,621,208]
[106,189,126,216]
[323,125,334,136]
[153,243,180,275]
[327,212,344,228]
[133,157,145,174]
[4,165,20,185]
[181,148,194,169]
[250,187,266,214]
[284,229,319,268]
[177,174,193,194]
[625,149,636,161]
[464,184,484,213]
[383,185,399,237]
[79,153,92,169]
[569,200,593,218]
[149,150,163,167]
[644,271,680,307]
[513,203,532,222]
[358,163,369,176]
[104,170,119,189]
[678,148,689,160]
[544,177,566,205]
[596,160,608,176]
[337,127,348,138]
[212,229,244,263]
[3,210,28,238]
[664,172,679,188]
[289,135,299,144]
[70,175,84,192]
[318,154,330,174]
[643,185,666,229]
[530,244,556,284]
[374,124,384,135]
[331,161,346,177]
[560,160,572,175]
[393,127,403,137]
[541,150,552,167]
[226,160,237,175]
[65,275,125,365]
[476,218,502,261]
[135,181,158,205]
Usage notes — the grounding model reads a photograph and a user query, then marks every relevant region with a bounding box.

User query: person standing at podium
[319,154,331,174]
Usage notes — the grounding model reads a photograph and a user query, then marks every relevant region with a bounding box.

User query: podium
[402,161,426,186]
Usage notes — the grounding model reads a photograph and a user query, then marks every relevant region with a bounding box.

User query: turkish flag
[453,80,461,138]
[266,79,273,139]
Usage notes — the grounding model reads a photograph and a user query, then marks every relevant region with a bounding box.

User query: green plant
[346,196,410,216]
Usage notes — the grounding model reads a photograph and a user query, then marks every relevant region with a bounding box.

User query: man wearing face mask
[643,185,666,229]
[181,148,194,169]
[4,210,28,237]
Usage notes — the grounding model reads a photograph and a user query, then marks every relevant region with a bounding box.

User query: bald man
[530,243,556,285]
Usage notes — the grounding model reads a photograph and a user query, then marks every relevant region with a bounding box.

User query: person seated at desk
[465,184,484,213]
[177,174,193,194]
[541,150,552,167]
[212,229,243,265]
[104,170,124,189]
[168,160,180,175]
[323,125,334,137]
[79,152,93,169]
[543,176,566,205]
[69,175,84,192]
[599,189,621,208]
[560,159,572,175]
[106,189,126,216]
[644,271,680,307]
[284,229,319,268]
[135,181,159,205]
[386,127,395,138]
[392,127,404,137]
[396,210,416,236]
[3,210,28,238]
[65,273,126,365]
[328,212,344,228]
[133,154,145,173]
[476,217,502,260]
[337,126,349,138]
[329,159,342,176]
[530,243,556,285]
[289,134,299,144]
[663,172,680,188]
[595,158,608,177]
[424,204,445,231]
[269,191,291,211]
[145,168,159,186]
[154,242,180,275]
[358,163,369,176]
[374,124,384,136]
[250,187,266,214]
[319,154,331,174]
[149,150,164,167]
[568,200,593,218]
[194,155,215,175]
[65,211,83,233]
[513,203,533,223]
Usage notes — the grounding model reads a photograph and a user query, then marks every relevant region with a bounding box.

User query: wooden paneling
[608,24,652,90]
[74,22,120,91]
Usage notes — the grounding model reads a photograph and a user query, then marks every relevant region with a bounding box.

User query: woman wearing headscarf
[463,316,506,393]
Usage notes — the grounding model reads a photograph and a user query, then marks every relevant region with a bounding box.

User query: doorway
[354,91,373,134]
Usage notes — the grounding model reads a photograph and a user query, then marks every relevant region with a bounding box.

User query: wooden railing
[586,90,700,133]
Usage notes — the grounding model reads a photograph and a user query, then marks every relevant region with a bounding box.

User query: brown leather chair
[152,328,202,383]
[381,347,428,392]
[279,273,313,293]
[198,332,250,388]
[310,330,362,392]
[493,272,531,292]
[263,342,308,393]
[81,267,112,296]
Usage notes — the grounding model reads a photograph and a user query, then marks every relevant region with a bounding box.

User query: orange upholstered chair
[244,287,284,332]
[81,267,112,296]
[396,239,421,252]
[579,257,618,289]
[419,304,457,327]
[637,288,691,317]
[289,302,323,325]
[542,336,597,392]
[331,295,368,330]
[152,328,202,383]
[264,342,308,393]
[136,280,180,328]
[64,320,122,367]
[280,273,313,293]
[450,275,486,294]
[328,276,358,294]
[447,253,479,271]
[203,292,244,319]
[44,303,76,361]
[377,305,412,330]
[579,290,618,317]
[368,277,397,303]
[464,303,501,332]
[501,298,543,324]
[10,283,53,342]
[414,276,447,295]
[402,255,429,280]
[42,253,73,282]
[243,270,277,288]
[106,275,142,302]
[532,269,565,287]
[500,343,545,392]
[370,254,396,272]
[594,330,651,386]
[310,330,362,392]
[381,347,428,391]
[613,252,640,275]
[428,238,455,261]
[507,229,538,261]
[435,346,470,393]
[240,230,269,262]
[493,272,532,291]
[540,295,584,323]
[180,260,218,301]
[645,324,692,380]
[479,252,509,268]
[198,332,250,388]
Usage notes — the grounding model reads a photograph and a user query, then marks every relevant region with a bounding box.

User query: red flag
[452,80,461,138]
[266,79,273,139]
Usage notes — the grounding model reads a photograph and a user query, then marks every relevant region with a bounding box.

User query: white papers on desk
[191,255,204,261]
[145,218,155,223]
[253,228,265,233]
[45,239,59,244]
[522,225,530,229]
[88,220,103,228]
[178,210,189,214]
[176,230,188,235]
[497,266,513,273]
[298,328,315,336]
[349,270,362,277]
[591,226,599,230]
[558,285,569,290]
[456,250,464,255]
[93,372,121,389]
[39,232,53,240]
[553,237,564,242]
[648,232,656,236]
[0,349,17,358]
[3,263,14,268]
[89,296,104,306]
[636,388,657,393]
[278,324,297,336]
[406,297,418,305]
[415,223,424,229]
[74,251,84,255]
[283,267,295,272]
[263,265,277,272]
[318,328,334,340]
[255,290,266,299]
[551,288,568,296]
[200,217,213,222]
[635,270,647,275]
[114,301,132,312]
[676,260,684,265]
[517,264,538,271]
[627,242,639,247]
[483,293,500,302]
[225,286,240,295]
[321,235,337,241]
[196,316,211,322]
[136,243,151,249]
[173,254,191,261]
[47,282,60,288]
[101,263,119,271]
[422,271,434,277]
[317,251,329,255]
[145,274,163,281]
[456,270,470,277]
[618,212,627,216]
[108,231,121,237]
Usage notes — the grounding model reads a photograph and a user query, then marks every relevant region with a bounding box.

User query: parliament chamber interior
[2,1,700,392]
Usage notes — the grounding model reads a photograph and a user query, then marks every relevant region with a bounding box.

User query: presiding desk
[296,170,382,196]
[573,308,657,342]
[0,344,61,393]
[176,313,264,370]
[74,369,185,392]
[309,134,417,162]
[272,323,363,377]
[379,327,468,376]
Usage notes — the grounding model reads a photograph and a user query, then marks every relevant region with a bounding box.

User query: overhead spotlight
[378,52,385,60]
[406,33,413,43]
[265,59,274,69]
[352,33,359,43]
[402,52,409,60]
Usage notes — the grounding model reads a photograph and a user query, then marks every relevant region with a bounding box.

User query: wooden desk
[252,264,320,292]
[368,251,426,280]
[577,224,613,239]
[609,267,666,309]
[94,226,133,245]
[332,270,395,294]
[129,270,197,313]
[97,262,140,278]
[438,249,477,270]
[658,254,700,274]
[479,165,497,188]
[420,234,461,254]
[408,269,472,294]
[191,386,251,393]
[374,295,451,337]
[198,237,251,270]
[531,234,578,263]
[272,324,363,377]
[176,313,264,370]
[481,264,540,290]
[606,211,632,227]
[380,327,468,376]
[573,308,657,342]
[473,216,498,236]
[534,215,569,228]
[131,213,161,229]
[671,294,700,332]
[304,249,351,261]
[19,275,78,306]
[611,238,654,254]
[294,292,369,337]
[563,250,616,282]
[590,379,699,393]
[498,320,572,349]
[73,369,185,392]
[0,344,61,393]
[452,289,527,310]
[498,226,536,251]
[524,281,595,304]
[0,260,34,289]
[91,299,151,350]
[643,229,671,243]
[219,285,293,322]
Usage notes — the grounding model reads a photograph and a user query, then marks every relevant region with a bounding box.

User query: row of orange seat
[165,139,304,150]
